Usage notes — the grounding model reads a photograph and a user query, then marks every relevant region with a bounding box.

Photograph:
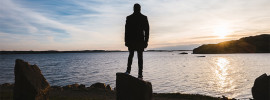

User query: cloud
[1,0,270,50]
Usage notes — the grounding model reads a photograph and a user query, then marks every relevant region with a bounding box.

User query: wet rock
[252,73,270,100]
[14,59,50,100]
[90,82,106,89]
[116,73,152,100]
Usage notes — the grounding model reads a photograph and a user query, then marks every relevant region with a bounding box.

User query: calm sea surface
[0,51,270,99]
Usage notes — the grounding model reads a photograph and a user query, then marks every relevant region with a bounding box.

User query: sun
[213,24,233,39]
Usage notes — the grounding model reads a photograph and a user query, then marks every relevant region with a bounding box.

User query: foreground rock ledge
[252,73,270,100]
[14,59,50,100]
[116,73,152,100]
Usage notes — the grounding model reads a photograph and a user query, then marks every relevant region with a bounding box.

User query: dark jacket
[125,13,149,50]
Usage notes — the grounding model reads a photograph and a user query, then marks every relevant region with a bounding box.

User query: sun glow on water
[215,58,229,82]
[213,57,233,92]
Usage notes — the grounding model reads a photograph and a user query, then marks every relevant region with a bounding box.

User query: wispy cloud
[1,0,270,50]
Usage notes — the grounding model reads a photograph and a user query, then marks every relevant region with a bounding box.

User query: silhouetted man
[124,3,149,79]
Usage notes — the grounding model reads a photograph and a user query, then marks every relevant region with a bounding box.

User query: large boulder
[252,73,270,100]
[14,59,50,100]
[116,73,152,100]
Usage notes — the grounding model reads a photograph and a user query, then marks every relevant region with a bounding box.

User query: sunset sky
[1,0,270,51]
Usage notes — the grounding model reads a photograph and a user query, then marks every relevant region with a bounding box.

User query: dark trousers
[126,50,143,78]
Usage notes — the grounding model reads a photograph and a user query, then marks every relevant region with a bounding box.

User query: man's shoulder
[140,14,148,20]
[141,14,147,17]
[126,14,133,19]
[126,14,147,21]
[127,13,147,17]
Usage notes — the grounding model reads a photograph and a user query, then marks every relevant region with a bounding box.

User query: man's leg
[137,50,143,78]
[126,50,134,74]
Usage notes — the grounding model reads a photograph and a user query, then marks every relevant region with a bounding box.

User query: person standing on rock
[124,3,150,79]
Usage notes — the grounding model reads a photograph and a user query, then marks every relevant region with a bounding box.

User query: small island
[193,34,270,54]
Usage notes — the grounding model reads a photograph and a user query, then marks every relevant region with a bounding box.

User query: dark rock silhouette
[14,59,50,100]
[193,34,270,54]
[197,56,206,57]
[116,73,152,100]
[179,52,188,54]
[252,73,270,100]
[90,82,106,89]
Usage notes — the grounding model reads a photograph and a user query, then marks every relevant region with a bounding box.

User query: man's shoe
[125,71,130,75]
[138,76,143,80]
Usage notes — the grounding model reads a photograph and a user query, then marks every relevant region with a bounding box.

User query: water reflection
[214,57,231,92]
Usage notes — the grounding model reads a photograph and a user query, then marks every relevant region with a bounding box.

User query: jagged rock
[90,82,106,89]
[116,73,152,100]
[106,84,112,91]
[252,73,270,100]
[14,59,50,100]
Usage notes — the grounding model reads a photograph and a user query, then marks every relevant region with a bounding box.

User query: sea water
[1,51,270,99]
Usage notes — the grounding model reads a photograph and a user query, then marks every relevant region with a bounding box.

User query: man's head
[133,3,141,13]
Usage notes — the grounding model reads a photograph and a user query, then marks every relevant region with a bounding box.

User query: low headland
[193,34,270,54]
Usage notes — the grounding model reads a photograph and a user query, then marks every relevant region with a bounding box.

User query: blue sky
[1,0,270,50]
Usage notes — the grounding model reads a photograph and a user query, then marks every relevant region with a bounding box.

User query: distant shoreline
[0,50,192,54]
[0,50,124,54]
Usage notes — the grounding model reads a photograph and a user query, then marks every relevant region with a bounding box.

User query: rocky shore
[0,83,235,100]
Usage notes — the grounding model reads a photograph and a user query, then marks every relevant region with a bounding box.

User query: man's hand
[144,42,148,48]
[125,42,129,47]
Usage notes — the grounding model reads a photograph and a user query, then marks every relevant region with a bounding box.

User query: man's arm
[125,17,129,47]
[144,16,149,43]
